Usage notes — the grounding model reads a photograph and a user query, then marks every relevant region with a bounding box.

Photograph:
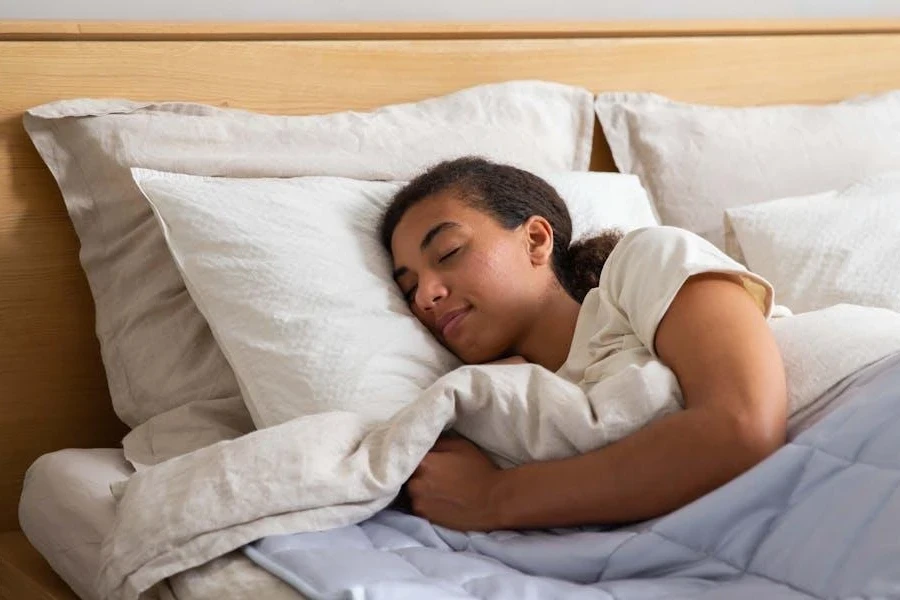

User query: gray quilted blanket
[246,353,900,599]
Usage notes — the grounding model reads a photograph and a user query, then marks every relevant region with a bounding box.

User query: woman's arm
[407,274,788,531]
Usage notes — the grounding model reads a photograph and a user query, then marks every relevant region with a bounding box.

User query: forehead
[400,188,478,226]
[391,189,492,254]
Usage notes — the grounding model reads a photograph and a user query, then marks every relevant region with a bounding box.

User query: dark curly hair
[379,156,622,303]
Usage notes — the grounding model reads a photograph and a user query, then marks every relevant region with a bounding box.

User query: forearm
[493,407,783,529]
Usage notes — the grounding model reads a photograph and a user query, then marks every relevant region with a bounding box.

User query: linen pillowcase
[131,169,657,429]
[595,90,900,249]
[724,172,900,314]
[23,81,594,466]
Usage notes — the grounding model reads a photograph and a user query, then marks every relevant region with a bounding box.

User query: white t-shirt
[556,226,778,430]
[555,225,900,440]
[447,226,900,467]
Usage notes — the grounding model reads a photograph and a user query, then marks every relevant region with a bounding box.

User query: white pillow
[540,171,659,239]
[132,169,657,428]
[24,80,594,467]
[725,172,900,314]
[595,90,900,249]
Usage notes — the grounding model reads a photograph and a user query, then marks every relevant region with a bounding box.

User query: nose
[414,270,448,312]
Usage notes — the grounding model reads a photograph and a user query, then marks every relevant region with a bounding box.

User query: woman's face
[390,189,554,364]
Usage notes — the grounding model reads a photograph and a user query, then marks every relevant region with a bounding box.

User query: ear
[522,216,554,266]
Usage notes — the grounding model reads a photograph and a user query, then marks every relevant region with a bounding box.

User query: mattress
[18,448,133,600]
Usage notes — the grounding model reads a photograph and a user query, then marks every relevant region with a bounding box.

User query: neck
[515,287,582,372]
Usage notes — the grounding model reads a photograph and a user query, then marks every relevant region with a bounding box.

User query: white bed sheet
[19,448,133,600]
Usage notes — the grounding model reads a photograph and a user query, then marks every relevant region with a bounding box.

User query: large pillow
[595,90,900,249]
[131,169,657,429]
[23,81,594,466]
[724,172,900,314]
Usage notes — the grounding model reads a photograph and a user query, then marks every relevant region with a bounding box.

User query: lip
[436,307,471,338]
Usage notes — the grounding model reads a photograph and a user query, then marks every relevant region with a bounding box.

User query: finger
[407,477,426,498]
[414,450,443,474]
[410,495,428,518]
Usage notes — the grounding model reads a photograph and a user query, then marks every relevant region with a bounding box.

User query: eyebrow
[392,221,460,281]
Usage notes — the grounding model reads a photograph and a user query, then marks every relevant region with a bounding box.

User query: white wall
[2,0,900,21]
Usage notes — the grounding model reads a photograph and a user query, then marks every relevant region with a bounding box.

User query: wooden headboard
[3,19,900,532]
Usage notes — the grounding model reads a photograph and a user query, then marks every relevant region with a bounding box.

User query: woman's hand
[455,274,789,531]
[407,436,507,531]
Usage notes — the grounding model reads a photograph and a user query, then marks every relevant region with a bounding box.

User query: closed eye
[439,248,460,263]
[402,247,459,305]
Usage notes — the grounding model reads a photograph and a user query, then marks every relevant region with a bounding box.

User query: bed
[3,19,900,600]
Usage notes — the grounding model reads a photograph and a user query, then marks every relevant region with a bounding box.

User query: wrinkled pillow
[595,90,900,249]
[725,172,900,315]
[23,81,594,466]
[131,169,657,428]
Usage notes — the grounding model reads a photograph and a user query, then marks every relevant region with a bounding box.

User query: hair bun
[565,230,623,301]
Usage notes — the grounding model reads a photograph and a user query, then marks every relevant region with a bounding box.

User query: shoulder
[608,225,722,266]
[597,226,774,352]
[601,226,730,291]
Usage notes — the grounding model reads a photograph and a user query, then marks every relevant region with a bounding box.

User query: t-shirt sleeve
[600,226,774,357]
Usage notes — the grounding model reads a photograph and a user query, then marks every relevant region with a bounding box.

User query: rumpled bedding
[247,350,900,599]
[97,304,900,600]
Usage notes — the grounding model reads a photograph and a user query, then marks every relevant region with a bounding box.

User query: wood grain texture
[0,113,127,534]
[0,531,78,600]
[6,35,900,113]
[2,25,900,596]
[3,19,900,40]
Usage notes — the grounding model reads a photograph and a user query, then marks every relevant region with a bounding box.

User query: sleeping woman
[380,156,789,532]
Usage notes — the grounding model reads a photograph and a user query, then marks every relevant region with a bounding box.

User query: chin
[452,344,503,365]
[444,323,508,364]
[447,344,479,365]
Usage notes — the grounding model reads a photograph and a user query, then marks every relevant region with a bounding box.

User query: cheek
[465,243,533,304]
